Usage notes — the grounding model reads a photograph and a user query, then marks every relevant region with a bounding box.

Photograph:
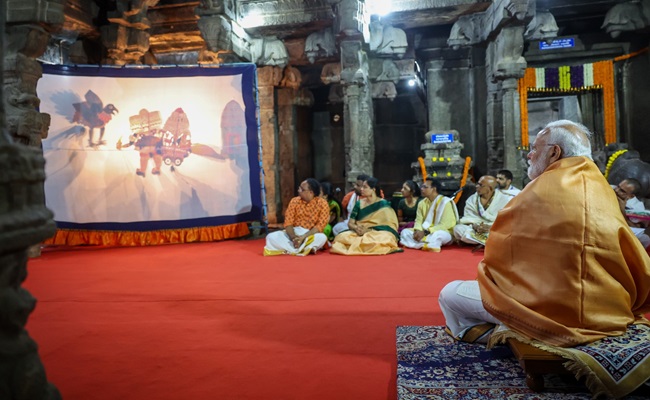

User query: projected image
[38,67,260,229]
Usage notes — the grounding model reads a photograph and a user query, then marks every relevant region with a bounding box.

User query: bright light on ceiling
[369,0,393,17]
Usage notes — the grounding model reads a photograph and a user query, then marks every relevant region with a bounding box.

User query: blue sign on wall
[539,38,575,50]
[431,134,454,144]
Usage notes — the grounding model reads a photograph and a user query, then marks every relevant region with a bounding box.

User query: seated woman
[320,181,341,240]
[397,180,421,233]
[330,177,402,255]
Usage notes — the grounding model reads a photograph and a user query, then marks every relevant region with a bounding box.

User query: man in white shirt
[496,169,521,196]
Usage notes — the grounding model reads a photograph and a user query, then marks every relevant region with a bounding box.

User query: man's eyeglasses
[421,185,432,189]
[298,186,311,192]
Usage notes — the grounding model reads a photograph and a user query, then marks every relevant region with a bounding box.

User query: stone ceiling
[57,0,628,64]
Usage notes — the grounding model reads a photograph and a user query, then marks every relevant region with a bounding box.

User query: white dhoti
[264,227,327,256]
[332,220,349,236]
[453,224,486,245]
[438,280,501,342]
[400,229,452,250]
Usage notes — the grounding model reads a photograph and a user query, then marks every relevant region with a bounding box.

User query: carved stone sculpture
[249,36,289,66]
[1,6,61,397]
[198,14,233,52]
[376,59,400,83]
[305,29,336,64]
[601,0,650,38]
[371,81,397,100]
[280,66,301,90]
[488,26,526,82]
[447,16,480,49]
[321,63,341,85]
[369,21,408,58]
[524,11,559,42]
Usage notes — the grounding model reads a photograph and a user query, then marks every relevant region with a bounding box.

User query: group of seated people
[264,146,650,258]
[263,167,529,256]
[264,119,650,397]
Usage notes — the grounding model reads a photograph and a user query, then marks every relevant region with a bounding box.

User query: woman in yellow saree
[330,177,402,255]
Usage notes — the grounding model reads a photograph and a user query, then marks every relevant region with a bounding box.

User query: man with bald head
[439,120,650,352]
[453,175,512,246]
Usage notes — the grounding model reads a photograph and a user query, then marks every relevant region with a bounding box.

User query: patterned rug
[396,326,650,399]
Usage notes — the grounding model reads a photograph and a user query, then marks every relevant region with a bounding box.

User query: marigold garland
[454,156,472,204]
[418,156,427,180]
[518,55,630,148]
[604,149,627,179]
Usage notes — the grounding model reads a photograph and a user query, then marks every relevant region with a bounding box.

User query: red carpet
[23,240,484,400]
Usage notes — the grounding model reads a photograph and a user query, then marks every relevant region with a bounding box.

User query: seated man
[439,120,650,349]
[400,178,458,252]
[264,178,330,256]
[496,169,521,196]
[453,176,511,245]
[614,178,650,249]
[332,174,369,237]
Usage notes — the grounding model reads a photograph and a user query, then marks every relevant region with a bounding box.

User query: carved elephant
[305,29,336,64]
[601,0,650,38]
[249,37,288,67]
[524,11,559,41]
[607,150,650,198]
[369,21,407,58]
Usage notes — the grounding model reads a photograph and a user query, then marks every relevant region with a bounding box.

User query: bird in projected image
[72,90,119,147]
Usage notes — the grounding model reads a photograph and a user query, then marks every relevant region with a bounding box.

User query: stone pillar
[485,25,527,184]
[276,67,313,218]
[257,66,282,225]
[101,0,159,65]
[340,40,374,189]
[1,2,60,398]
[276,89,298,218]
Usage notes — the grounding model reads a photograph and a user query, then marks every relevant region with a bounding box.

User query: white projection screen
[38,64,263,232]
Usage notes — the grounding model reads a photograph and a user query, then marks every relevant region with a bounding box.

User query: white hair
[544,120,593,160]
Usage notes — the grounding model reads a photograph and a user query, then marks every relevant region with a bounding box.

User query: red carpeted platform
[24,239,483,400]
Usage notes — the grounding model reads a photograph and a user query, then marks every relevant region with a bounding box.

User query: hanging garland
[604,149,628,179]
[515,49,650,148]
[418,156,427,180]
[454,156,472,204]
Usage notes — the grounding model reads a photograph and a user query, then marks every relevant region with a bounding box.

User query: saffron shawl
[478,156,650,347]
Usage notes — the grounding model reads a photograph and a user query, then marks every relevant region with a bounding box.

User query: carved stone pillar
[101,0,159,65]
[257,66,282,224]
[340,40,374,189]
[1,3,60,399]
[195,0,239,63]
[4,26,52,147]
[276,67,313,216]
[485,25,527,184]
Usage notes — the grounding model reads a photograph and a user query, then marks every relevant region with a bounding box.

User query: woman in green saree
[330,177,402,255]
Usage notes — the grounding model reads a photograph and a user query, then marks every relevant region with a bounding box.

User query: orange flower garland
[518,68,535,149]
[418,156,427,180]
[454,156,472,204]
[519,60,618,147]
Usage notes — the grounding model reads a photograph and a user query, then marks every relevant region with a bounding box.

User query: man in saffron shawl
[439,120,650,347]
[330,177,401,255]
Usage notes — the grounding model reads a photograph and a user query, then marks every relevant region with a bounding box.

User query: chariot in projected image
[117,108,194,176]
